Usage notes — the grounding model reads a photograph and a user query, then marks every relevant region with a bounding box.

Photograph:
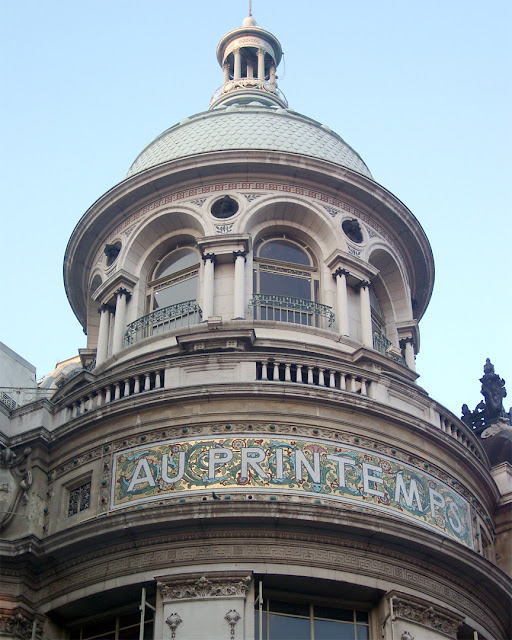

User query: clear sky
[1,0,510,418]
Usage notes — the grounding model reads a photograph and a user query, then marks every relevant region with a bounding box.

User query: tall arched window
[123,246,203,343]
[251,235,334,329]
[147,247,199,312]
[253,236,318,301]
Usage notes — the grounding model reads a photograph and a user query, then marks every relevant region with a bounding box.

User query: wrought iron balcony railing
[249,294,335,331]
[124,300,202,346]
[373,331,407,367]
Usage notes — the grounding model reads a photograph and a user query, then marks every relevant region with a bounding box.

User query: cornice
[30,524,510,638]
[64,150,434,327]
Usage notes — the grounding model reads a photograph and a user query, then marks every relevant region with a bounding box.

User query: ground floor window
[69,604,154,640]
[255,598,369,640]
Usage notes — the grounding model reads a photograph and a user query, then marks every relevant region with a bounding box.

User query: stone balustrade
[438,410,483,461]
[256,359,372,396]
[65,368,165,420]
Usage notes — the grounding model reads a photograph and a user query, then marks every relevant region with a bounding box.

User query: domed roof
[126,102,372,179]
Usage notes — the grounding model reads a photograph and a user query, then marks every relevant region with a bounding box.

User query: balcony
[249,294,335,331]
[373,331,407,367]
[124,300,202,346]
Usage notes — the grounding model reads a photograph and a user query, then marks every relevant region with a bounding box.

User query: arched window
[251,235,333,329]
[253,236,318,301]
[370,289,385,336]
[146,247,200,312]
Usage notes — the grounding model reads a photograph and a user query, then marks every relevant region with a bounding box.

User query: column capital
[332,267,350,279]
[233,250,247,261]
[98,303,114,314]
[399,337,414,347]
[357,279,371,290]
[202,252,216,263]
[114,287,132,300]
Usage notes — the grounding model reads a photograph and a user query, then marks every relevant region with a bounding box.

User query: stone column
[333,268,350,336]
[269,64,276,85]
[233,48,241,79]
[358,280,373,348]
[257,48,265,80]
[233,250,246,320]
[96,303,112,366]
[222,62,230,84]
[400,337,416,371]
[112,288,131,355]
[202,253,216,319]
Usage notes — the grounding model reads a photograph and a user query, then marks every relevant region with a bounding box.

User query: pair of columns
[202,251,246,320]
[96,288,131,366]
[333,268,372,347]
[223,48,274,83]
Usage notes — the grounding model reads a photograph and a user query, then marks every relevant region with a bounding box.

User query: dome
[126,102,372,178]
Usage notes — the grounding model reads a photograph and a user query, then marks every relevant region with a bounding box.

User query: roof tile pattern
[127,105,372,179]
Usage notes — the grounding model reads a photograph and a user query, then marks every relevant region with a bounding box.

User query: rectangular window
[68,481,91,516]
[255,599,369,640]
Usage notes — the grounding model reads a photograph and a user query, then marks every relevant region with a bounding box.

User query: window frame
[253,235,319,303]
[146,246,200,314]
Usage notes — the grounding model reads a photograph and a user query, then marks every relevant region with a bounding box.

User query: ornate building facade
[1,13,511,640]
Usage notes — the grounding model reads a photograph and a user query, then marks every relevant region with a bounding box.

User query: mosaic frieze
[112,436,472,548]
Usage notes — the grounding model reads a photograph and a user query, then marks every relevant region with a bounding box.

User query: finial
[248,0,252,16]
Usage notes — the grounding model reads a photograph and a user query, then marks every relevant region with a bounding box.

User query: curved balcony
[249,294,335,331]
[124,300,202,346]
[373,330,407,367]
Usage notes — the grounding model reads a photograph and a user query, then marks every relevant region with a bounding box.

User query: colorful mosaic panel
[111,437,472,548]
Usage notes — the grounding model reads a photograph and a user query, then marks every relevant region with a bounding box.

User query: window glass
[259,239,311,265]
[153,276,198,310]
[154,248,198,280]
[260,272,311,300]
[255,599,369,640]
[314,619,356,640]
[268,613,310,639]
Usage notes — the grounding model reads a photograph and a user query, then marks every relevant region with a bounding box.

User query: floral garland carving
[158,573,251,601]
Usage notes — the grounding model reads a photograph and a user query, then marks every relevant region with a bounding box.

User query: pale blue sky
[1,0,510,417]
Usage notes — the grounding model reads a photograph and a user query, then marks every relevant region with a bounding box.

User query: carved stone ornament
[391,593,463,639]
[158,573,251,602]
[0,612,43,639]
[165,612,182,639]
[225,609,241,640]
[400,633,415,640]
[0,446,32,530]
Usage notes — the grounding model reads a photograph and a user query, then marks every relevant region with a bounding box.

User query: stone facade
[0,11,510,640]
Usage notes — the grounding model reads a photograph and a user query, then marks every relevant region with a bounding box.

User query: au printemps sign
[111,436,472,548]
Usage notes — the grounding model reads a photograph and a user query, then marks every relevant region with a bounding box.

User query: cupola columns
[358,281,373,348]
[333,269,350,337]
[233,251,247,319]
[96,304,111,366]
[112,288,131,355]
[202,254,216,319]
[210,14,287,108]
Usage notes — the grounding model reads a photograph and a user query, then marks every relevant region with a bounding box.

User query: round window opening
[211,195,239,219]
[342,218,364,244]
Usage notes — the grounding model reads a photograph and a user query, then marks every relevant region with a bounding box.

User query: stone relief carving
[393,594,463,639]
[0,612,43,640]
[322,205,339,217]
[215,223,234,234]
[225,609,241,640]
[190,198,207,207]
[400,632,414,640]
[158,573,251,602]
[0,446,32,530]
[166,612,182,639]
